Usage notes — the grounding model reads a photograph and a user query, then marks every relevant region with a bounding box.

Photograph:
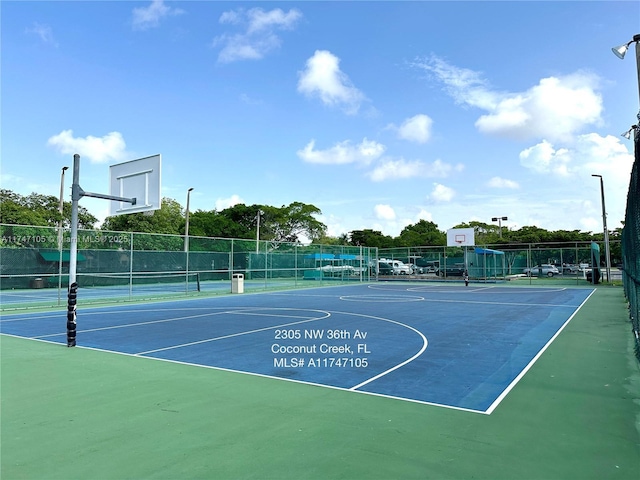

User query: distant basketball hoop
[447,228,475,247]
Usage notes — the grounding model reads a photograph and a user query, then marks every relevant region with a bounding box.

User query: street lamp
[58,166,69,303]
[611,34,640,106]
[592,174,611,283]
[184,187,194,252]
[491,216,508,238]
[58,166,69,248]
[256,209,264,253]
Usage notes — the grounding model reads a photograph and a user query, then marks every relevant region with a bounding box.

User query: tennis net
[76,271,201,293]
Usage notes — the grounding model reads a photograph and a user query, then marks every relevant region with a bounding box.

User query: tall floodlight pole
[611,34,640,104]
[592,175,612,283]
[491,216,508,238]
[58,166,69,248]
[256,209,263,253]
[57,166,69,304]
[184,187,194,252]
[611,34,640,285]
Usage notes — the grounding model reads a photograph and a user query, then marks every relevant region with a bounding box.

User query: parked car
[414,260,439,275]
[439,263,466,277]
[377,259,413,275]
[408,264,424,274]
[371,261,394,276]
[523,264,560,277]
[389,260,413,275]
[560,264,580,274]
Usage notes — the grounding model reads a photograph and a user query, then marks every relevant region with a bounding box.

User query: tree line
[0,189,621,251]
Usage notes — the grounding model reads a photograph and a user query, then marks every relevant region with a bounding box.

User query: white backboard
[109,155,161,216]
[447,228,475,247]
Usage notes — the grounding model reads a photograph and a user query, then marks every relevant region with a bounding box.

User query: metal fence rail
[0,224,377,309]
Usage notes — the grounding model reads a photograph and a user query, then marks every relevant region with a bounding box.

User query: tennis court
[2,282,639,479]
[0,282,595,414]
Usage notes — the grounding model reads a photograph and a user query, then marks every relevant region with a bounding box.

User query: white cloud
[215,194,244,211]
[297,138,385,165]
[414,208,434,223]
[519,133,632,179]
[25,23,57,46]
[396,114,433,143]
[132,0,184,31]
[297,50,367,115]
[244,7,302,34]
[487,176,520,189]
[413,55,603,142]
[214,8,302,63]
[368,158,462,182]
[239,93,263,105]
[374,204,396,221]
[519,140,572,176]
[429,183,455,202]
[368,159,426,182]
[47,130,128,163]
[518,133,633,230]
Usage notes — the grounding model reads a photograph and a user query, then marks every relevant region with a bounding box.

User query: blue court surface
[0,283,595,414]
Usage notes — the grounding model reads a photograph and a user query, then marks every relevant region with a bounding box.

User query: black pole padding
[67,282,78,347]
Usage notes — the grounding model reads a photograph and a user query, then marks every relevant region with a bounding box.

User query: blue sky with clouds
[2,1,638,238]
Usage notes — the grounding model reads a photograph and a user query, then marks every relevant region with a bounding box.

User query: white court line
[484,288,597,414]
[34,310,240,338]
[32,307,329,339]
[3,333,482,414]
[346,312,428,391]
[135,309,332,355]
[417,298,580,308]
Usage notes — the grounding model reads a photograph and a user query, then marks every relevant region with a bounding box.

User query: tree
[452,221,504,245]
[188,207,255,239]
[184,202,326,244]
[314,233,350,245]
[269,202,326,243]
[101,198,184,235]
[396,220,446,247]
[0,189,97,229]
[349,229,394,248]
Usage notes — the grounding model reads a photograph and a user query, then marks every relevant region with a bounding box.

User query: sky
[2,1,639,240]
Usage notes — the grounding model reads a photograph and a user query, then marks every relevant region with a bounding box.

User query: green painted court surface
[1,286,639,479]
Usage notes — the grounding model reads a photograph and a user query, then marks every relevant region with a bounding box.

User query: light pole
[58,166,69,248]
[58,166,69,303]
[184,187,194,252]
[592,175,611,283]
[611,34,640,105]
[491,216,508,238]
[256,209,264,253]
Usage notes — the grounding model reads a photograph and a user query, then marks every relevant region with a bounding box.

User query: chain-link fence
[0,224,377,309]
[622,123,640,361]
[379,241,620,284]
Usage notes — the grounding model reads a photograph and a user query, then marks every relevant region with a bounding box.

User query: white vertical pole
[57,166,68,305]
[129,231,134,300]
[256,210,260,254]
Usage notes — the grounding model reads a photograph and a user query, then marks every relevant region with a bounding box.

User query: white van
[389,260,412,275]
